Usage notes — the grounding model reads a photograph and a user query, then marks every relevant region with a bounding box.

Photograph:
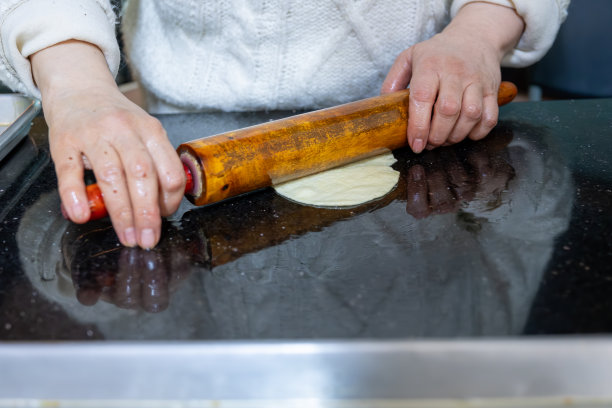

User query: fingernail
[72,203,85,220]
[140,228,156,249]
[66,191,83,219]
[413,139,424,153]
[124,227,137,247]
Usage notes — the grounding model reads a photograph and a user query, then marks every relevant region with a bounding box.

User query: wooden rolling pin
[76,81,517,220]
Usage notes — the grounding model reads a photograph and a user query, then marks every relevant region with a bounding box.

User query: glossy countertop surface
[1,98,611,342]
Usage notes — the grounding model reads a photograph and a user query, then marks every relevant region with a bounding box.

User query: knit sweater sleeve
[450,0,570,68]
[0,0,120,99]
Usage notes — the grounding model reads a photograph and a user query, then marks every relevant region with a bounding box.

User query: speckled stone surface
[0,99,611,341]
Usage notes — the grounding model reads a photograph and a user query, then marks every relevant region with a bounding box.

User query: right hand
[381,2,524,154]
[31,40,185,249]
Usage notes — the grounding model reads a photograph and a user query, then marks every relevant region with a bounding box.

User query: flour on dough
[274,153,399,207]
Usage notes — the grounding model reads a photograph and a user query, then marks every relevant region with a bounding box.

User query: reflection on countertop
[9,120,574,340]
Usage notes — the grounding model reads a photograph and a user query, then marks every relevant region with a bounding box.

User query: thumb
[381,47,414,94]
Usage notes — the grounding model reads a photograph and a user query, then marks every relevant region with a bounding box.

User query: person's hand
[30,40,185,249]
[381,2,524,153]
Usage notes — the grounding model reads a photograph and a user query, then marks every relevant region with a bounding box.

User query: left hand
[381,2,524,153]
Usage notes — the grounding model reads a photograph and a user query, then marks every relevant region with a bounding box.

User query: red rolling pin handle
[66,82,517,222]
[61,163,194,222]
[183,163,194,194]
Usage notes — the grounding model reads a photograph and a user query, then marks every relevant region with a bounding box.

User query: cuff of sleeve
[450,0,568,68]
[0,0,120,98]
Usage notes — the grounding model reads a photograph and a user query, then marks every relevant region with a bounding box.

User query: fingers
[382,47,492,152]
[44,78,184,249]
[407,72,438,154]
[141,118,185,217]
[381,48,413,94]
[51,141,90,223]
[113,118,183,248]
[469,93,499,141]
[390,30,506,154]
[428,77,464,147]
[96,121,180,250]
[408,78,500,152]
[51,108,183,249]
[117,118,184,248]
[102,117,183,248]
[113,134,163,249]
[446,83,483,145]
[86,140,139,247]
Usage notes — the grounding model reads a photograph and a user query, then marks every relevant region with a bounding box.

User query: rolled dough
[274,153,399,207]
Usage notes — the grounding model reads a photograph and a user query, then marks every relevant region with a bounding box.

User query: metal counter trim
[2,337,612,399]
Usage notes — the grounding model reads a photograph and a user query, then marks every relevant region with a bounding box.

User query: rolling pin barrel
[75,82,517,220]
[178,81,517,206]
[177,89,412,206]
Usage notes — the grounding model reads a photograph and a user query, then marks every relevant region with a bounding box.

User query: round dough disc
[274,153,399,207]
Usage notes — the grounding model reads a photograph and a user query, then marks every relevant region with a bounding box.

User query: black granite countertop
[1,98,611,341]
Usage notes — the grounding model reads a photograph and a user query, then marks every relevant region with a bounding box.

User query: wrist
[30,40,117,101]
[445,2,525,61]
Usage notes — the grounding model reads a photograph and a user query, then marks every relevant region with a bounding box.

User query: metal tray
[0,93,41,162]
[0,135,49,222]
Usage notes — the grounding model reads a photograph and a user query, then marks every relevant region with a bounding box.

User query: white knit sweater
[0,0,569,113]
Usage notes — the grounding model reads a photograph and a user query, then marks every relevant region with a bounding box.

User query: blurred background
[503,0,612,101]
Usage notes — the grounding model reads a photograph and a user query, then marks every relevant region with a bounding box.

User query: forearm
[445,2,525,62]
[30,40,118,118]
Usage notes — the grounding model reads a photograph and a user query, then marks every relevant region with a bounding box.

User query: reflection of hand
[75,247,173,313]
[64,221,207,312]
[381,3,524,153]
[31,40,185,249]
[405,131,515,219]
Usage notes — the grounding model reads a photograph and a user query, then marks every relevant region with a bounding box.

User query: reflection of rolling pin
[167,124,516,268]
[78,82,518,220]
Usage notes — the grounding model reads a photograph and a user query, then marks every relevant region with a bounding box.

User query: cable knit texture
[0,0,568,112]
